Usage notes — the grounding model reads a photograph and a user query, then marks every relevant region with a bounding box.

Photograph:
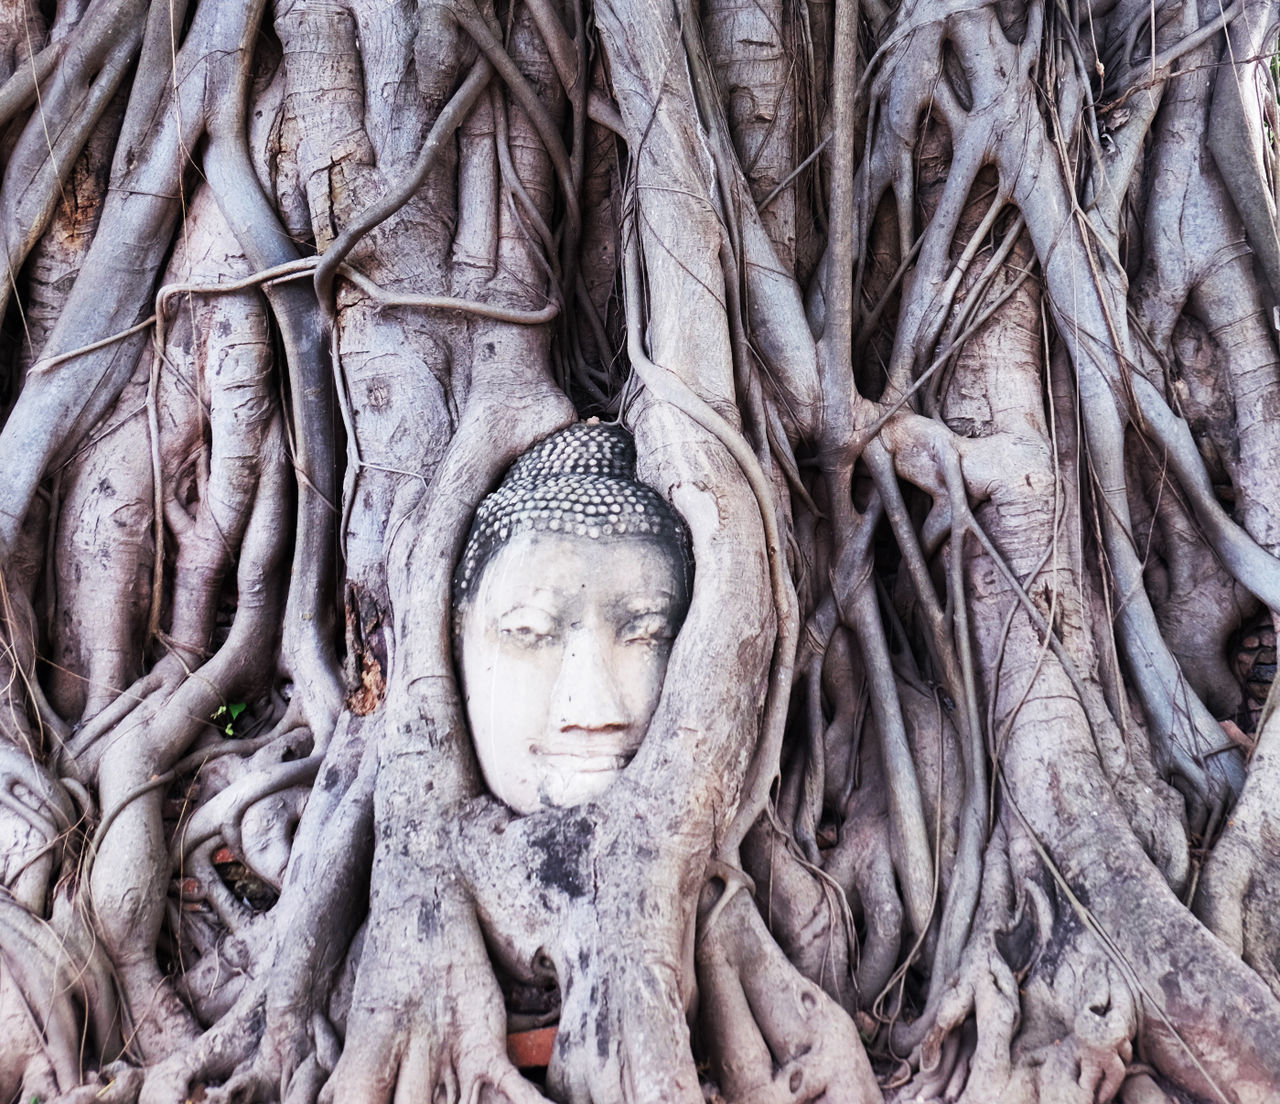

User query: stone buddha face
[453,423,691,815]
[457,529,685,812]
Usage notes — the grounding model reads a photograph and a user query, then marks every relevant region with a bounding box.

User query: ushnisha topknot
[453,421,693,603]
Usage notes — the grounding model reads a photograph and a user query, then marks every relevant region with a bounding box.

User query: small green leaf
[227,702,247,720]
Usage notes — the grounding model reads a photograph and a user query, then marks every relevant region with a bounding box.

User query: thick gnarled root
[893,821,1137,1104]
[1195,707,1280,998]
[322,900,542,1104]
[0,885,124,1103]
[697,887,881,1104]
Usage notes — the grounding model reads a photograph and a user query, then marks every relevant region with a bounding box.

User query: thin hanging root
[0,887,123,1091]
[883,155,1003,399]
[852,228,926,365]
[996,778,1234,1104]
[337,266,559,324]
[796,653,826,860]
[851,246,1036,453]
[0,35,58,130]
[493,90,560,274]
[825,799,906,1000]
[84,427,291,1055]
[0,574,72,757]
[27,316,157,377]
[523,0,625,133]
[202,2,342,747]
[142,196,278,657]
[828,496,936,939]
[851,430,989,1051]
[63,667,165,765]
[198,716,378,1104]
[454,0,581,257]
[313,55,495,305]
[972,26,1240,805]
[1131,373,1280,608]
[1207,0,1280,307]
[925,466,988,993]
[0,905,85,1090]
[0,0,271,564]
[0,1,146,322]
[741,815,858,1012]
[914,464,1106,765]
[155,256,559,332]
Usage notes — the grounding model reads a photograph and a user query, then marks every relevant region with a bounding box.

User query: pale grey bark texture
[0,0,1279,1102]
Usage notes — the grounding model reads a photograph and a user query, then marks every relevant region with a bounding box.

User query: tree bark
[0,1,1278,1103]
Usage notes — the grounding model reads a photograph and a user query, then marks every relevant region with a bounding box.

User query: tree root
[0,884,123,1101]
[697,885,880,1103]
[1195,706,1280,999]
[0,3,1278,1103]
[321,883,542,1104]
[49,1063,145,1104]
[742,815,858,1013]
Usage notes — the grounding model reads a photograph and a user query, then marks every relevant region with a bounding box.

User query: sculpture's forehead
[469,529,683,614]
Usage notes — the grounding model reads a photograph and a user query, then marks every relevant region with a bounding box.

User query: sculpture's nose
[551,628,631,736]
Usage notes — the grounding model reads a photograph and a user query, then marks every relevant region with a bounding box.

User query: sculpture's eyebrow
[494,580,580,614]
[613,591,679,614]
[495,598,562,620]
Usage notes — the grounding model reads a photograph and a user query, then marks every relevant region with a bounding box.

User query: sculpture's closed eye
[620,612,674,644]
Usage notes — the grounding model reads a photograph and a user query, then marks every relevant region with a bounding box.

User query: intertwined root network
[0,1,1278,1103]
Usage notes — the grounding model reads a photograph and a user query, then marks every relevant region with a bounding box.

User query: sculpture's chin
[534,754,632,810]
[486,750,639,815]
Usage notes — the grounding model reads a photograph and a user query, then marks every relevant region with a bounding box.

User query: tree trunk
[0,1,1278,1103]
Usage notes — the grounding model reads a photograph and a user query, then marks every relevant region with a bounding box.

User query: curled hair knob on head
[453,421,694,606]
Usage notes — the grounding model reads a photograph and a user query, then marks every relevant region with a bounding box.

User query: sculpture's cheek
[610,641,673,729]
[462,639,561,816]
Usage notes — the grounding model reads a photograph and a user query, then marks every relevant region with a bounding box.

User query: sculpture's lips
[534,747,636,773]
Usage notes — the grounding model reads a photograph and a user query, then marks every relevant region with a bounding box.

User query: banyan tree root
[2,0,1280,1102]
[697,885,880,1104]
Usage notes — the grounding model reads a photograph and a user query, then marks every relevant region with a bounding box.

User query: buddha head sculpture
[453,422,693,814]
